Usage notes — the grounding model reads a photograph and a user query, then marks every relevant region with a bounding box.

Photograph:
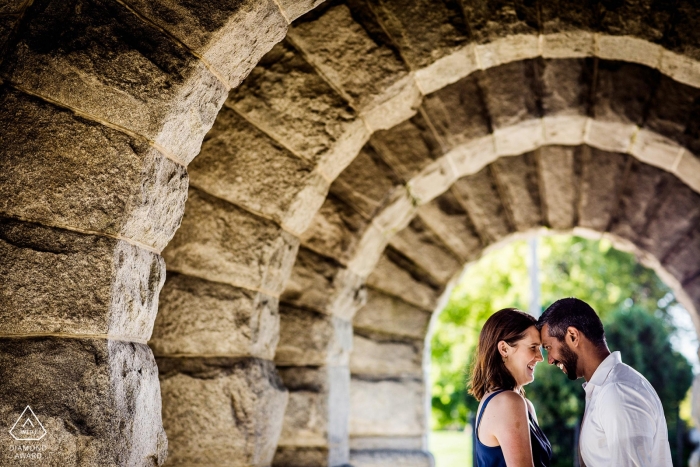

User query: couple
[470,297,672,467]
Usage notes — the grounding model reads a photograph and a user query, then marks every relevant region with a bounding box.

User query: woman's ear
[497,340,509,358]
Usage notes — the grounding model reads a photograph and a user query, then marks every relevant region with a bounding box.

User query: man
[537,297,672,467]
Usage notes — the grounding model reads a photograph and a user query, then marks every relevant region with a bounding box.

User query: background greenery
[430,235,695,466]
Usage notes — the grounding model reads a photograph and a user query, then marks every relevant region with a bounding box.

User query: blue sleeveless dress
[474,390,552,467]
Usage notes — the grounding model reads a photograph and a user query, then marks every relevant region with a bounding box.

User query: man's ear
[566,326,580,347]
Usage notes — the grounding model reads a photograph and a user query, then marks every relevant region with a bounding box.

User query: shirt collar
[582,351,621,392]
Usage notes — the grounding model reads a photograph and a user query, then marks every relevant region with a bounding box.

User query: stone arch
[4,0,700,466]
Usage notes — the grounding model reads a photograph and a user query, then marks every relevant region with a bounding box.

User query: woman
[468,308,552,467]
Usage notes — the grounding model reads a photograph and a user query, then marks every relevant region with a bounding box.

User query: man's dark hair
[537,298,607,347]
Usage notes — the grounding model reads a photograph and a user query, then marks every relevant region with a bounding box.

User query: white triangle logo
[9,406,46,441]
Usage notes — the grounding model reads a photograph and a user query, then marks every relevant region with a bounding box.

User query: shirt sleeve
[597,383,659,467]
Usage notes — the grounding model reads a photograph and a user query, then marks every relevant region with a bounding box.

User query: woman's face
[501,325,544,388]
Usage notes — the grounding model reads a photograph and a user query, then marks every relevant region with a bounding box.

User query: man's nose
[535,348,544,362]
[547,354,554,365]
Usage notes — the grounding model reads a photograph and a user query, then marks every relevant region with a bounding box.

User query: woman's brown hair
[468,308,537,400]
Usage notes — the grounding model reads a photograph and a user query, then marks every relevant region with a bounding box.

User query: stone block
[465,0,538,42]
[278,0,325,22]
[331,146,402,219]
[389,216,462,285]
[592,61,657,125]
[0,87,188,251]
[190,106,327,235]
[353,288,432,339]
[289,4,410,111]
[0,0,227,164]
[366,251,440,311]
[416,191,483,262]
[350,377,425,437]
[163,187,299,296]
[369,113,442,181]
[300,195,371,265]
[150,273,279,359]
[540,58,590,117]
[577,147,628,232]
[492,153,542,231]
[350,450,434,467]
[421,74,490,149]
[537,146,577,230]
[479,60,541,129]
[663,226,700,283]
[0,337,166,466]
[539,0,597,34]
[272,446,328,467]
[122,0,287,88]
[276,305,352,366]
[350,436,423,450]
[281,247,367,320]
[0,218,163,341]
[227,41,369,179]
[158,357,287,467]
[451,168,513,244]
[350,334,423,378]
[645,75,700,151]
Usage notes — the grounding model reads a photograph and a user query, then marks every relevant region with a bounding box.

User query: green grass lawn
[429,430,472,467]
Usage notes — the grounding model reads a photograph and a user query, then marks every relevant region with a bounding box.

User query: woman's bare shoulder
[485,391,528,413]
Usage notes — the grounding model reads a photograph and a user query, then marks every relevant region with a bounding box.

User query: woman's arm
[485,391,536,467]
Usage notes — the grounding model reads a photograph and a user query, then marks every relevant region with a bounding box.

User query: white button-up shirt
[580,351,672,467]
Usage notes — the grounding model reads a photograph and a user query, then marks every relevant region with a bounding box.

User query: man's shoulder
[598,363,662,406]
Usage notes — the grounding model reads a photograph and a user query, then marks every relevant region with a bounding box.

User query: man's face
[540,324,579,381]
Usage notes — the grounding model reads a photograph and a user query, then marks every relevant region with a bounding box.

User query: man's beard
[558,341,579,381]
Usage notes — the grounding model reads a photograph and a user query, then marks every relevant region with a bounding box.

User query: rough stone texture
[278,0,325,22]
[353,288,432,339]
[190,106,327,235]
[350,436,423,451]
[0,218,164,341]
[592,61,658,125]
[330,146,402,219]
[276,305,352,366]
[451,168,513,244]
[389,216,462,284]
[350,377,424,437]
[163,187,300,296]
[415,191,483,262]
[121,0,287,88]
[289,4,410,111]
[366,250,441,311]
[369,113,442,181]
[537,145,578,230]
[663,226,700,283]
[1,0,228,164]
[300,195,371,265]
[466,0,538,42]
[540,58,590,117]
[350,450,434,467]
[480,60,541,129]
[644,74,700,152]
[0,337,166,466]
[158,356,287,467]
[421,74,490,149]
[577,147,629,232]
[0,86,188,251]
[227,40,368,179]
[492,153,542,231]
[276,365,350,466]
[350,333,423,378]
[150,272,279,359]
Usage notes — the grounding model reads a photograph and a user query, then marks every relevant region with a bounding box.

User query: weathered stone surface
[279,0,325,22]
[1,0,227,164]
[540,58,590,117]
[0,87,188,251]
[281,247,367,319]
[272,446,328,467]
[163,187,299,296]
[190,106,327,235]
[592,61,658,124]
[389,217,462,284]
[353,288,432,339]
[351,333,422,378]
[350,377,424,437]
[663,226,700,283]
[370,113,442,181]
[330,146,402,219]
[276,365,350,465]
[350,449,434,467]
[537,145,577,230]
[465,0,538,42]
[227,40,369,178]
[492,153,542,231]
[122,0,287,88]
[366,250,441,311]
[276,305,352,366]
[451,168,513,244]
[158,356,287,467]
[350,436,423,450]
[421,74,490,149]
[644,75,700,148]
[578,147,629,232]
[300,195,371,265]
[150,272,279,359]
[289,4,410,111]
[0,218,164,341]
[0,337,166,466]
[480,60,541,129]
[416,191,483,262]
